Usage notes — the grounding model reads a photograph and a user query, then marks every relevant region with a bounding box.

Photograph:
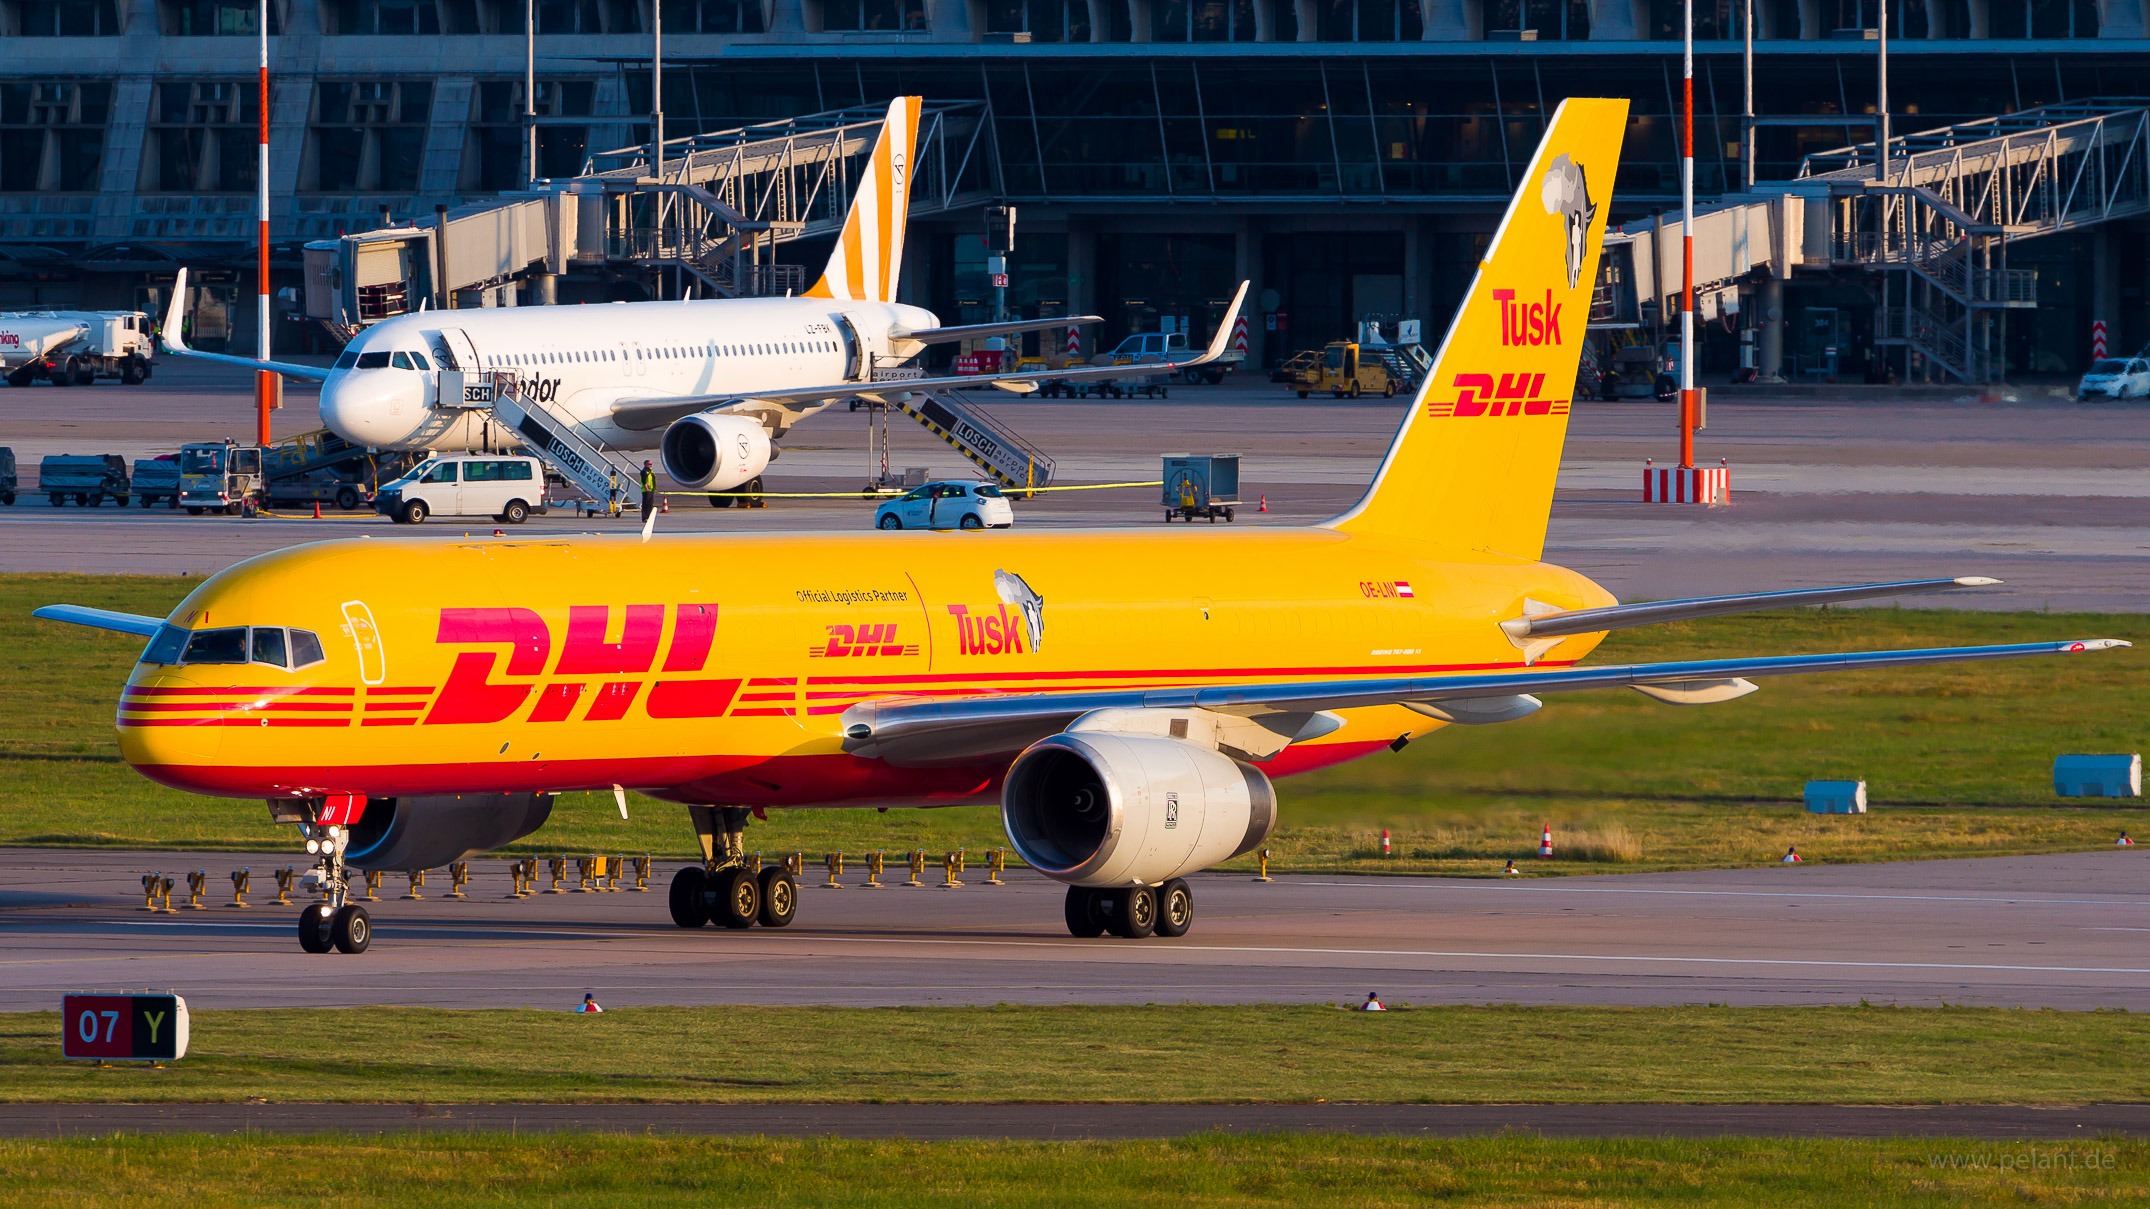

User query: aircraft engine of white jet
[660,410,774,493]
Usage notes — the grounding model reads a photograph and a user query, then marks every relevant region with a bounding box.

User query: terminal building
[2,0,2146,381]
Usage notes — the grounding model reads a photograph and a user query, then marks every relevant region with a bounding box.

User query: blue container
[2053,754,2141,798]
[1804,780,1867,814]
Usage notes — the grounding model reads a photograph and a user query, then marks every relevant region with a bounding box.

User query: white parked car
[377,455,549,524]
[874,481,1014,531]
[2077,358,2150,400]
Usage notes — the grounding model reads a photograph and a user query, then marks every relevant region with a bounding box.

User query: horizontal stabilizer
[33,604,164,637]
[1502,577,2002,654]
[893,317,1103,344]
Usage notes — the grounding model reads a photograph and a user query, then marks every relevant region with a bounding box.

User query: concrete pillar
[1235,216,1265,366]
[1799,0,1822,36]
[1067,224,1097,358]
[1757,276,1785,381]
[2093,227,2119,360]
[1422,0,1476,37]
[531,271,557,306]
[2097,0,2147,36]
[1402,216,1424,324]
[1088,0,1111,38]
[1583,0,1639,36]
[1965,0,1991,36]
[1295,0,1317,39]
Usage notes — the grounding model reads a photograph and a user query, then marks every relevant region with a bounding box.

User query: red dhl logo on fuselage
[1424,373,1571,419]
[947,604,1028,656]
[810,623,919,659]
[1493,288,1561,346]
[120,605,741,730]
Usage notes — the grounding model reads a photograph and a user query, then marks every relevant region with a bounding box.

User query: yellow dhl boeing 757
[38,99,2128,954]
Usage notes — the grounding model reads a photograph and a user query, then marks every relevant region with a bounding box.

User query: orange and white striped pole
[1677,0,1696,471]
[254,0,273,446]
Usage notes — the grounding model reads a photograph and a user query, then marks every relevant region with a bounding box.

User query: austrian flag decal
[1395,581,1415,598]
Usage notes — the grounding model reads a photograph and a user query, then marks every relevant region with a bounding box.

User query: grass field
[5,1004,2146,1105]
[2,1133,2144,1208]
[5,574,2144,873]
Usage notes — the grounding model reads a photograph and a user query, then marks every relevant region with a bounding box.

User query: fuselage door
[834,314,862,382]
[435,327,482,371]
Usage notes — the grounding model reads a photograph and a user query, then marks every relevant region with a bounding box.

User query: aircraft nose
[115,670,227,791]
[319,372,422,448]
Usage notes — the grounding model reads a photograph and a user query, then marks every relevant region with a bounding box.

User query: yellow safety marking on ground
[665,481,1163,501]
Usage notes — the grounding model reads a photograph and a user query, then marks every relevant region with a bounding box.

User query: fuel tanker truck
[0,311,155,387]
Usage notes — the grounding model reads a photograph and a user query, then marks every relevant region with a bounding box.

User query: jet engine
[660,410,772,491]
[343,792,553,872]
[1002,732,1277,887]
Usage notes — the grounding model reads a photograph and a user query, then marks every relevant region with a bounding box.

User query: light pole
[525,0,537,186]
[1876,0,1890,182]
[1742,0,1755,191]
[650,1,664,181]
[1678,0,1696,470]
[254,0,273,446]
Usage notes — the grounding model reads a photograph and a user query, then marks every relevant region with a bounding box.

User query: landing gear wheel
[1105,886,1157,939]
[756,867,797,928]
[878,513,902,530]
[713,866,759,929]
[1063,886,1106,938]
[669,865,709,928]
[1155,879,1193,938]
[297,904,333,953]
[710,491,734,508]
[743,476,764,507]
[330,904,371,953]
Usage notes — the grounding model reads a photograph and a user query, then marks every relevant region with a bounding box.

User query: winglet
[163,267,192,354]
[2067,639,2132,651]
[1200,282,1250,363]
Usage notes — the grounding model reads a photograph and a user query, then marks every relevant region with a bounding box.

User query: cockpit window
[290,629,326,668]
[182,627,248,664]
[390,352,417,370]
[140,624,188,665]
[250,626,288,668]
[335,350,361,369]
[355,351,391,369]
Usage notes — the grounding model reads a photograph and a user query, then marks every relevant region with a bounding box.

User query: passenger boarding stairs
[887,389,1055,495]
[1799,100,2150,382]
[481,371,646,511]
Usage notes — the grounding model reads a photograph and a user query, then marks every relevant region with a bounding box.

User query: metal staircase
[1800,100,2150,382]
[483,371,645,511]
[888,390,1055,495]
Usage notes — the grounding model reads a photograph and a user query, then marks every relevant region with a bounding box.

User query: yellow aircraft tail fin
[1325,98,1628,562]
[803,96,922,303]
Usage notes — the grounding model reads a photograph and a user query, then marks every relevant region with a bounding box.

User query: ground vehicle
[132,456,181,508]
[377,455,549,524]
[873,480,1013,530]
[2077,357,2150,400]
[0,447,15,506]
[179,442,263,515]
[1161,453,1239,523]
[1295,342,1395,399]
[1105,331,1242,385]
[1270,350,1320,385]
[39,455,129,506]
[0,311,154,387]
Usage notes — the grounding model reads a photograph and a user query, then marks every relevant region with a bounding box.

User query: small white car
[2077,358,2150,400]
[874,481,1014,531]
[377,455,549,524]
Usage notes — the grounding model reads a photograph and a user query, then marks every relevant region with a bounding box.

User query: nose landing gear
[294,822,371,954]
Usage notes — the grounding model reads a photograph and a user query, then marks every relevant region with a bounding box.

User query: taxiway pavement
[4,848,2144,1012]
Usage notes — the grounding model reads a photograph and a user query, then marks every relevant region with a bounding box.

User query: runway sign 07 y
[61,993,190,1062]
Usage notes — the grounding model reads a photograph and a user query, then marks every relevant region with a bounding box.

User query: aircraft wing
[840,638,2131,766]
[160,268,333,382]
[609,282,1247,432]
[891,316,1104,344]
[34,604,166,637]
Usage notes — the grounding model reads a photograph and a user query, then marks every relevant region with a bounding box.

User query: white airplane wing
[160,268,333,382]
[891,316,1104,344]
[840,637,2131,766]
[609,283,1247,432]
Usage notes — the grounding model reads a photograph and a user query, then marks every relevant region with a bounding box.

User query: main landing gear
[1064,879,1193,939]
[668,805,799,931]
[294,821,370,954]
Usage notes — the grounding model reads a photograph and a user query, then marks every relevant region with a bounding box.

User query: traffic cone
[1537,826,1553,859]
[1258,495,1268,512]
[660,495,669,514]
[311,501,321,519]
[1380,829,1391,856]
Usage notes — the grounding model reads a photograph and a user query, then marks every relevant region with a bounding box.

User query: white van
[377,455,549,524]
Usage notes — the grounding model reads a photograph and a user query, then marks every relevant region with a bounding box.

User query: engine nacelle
[660,410,772,491]
[1002,733,1277,887]
[343,792,553,872]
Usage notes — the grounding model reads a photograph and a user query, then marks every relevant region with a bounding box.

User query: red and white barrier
[1065,325,1081,360]
[953,352,989,375]
[1232,313,1249,354]
[1643,464,1729,504]
[2093,319,2109,361]
[1537,825,1553,859]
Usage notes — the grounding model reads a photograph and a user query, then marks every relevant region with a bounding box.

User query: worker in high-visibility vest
[640,460,657,522]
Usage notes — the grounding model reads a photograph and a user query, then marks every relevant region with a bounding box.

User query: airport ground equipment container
[0,311,155,387]
[39,454,129,507]
[2054,754,2141,798]
[1296,342,1396,399]
[132,457,180,508]
[1804,780,1868,814]
[1162,454,1240,523]
[0,447,14,505]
